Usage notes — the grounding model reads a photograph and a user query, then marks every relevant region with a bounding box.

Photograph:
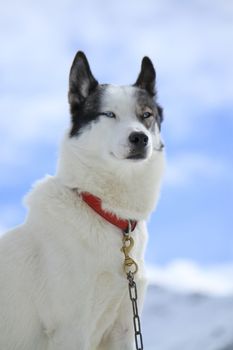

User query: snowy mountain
[142,262,233,350]
[143,285,233,350]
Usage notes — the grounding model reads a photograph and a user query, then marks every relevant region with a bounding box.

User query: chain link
[121,222,144,350]
[127,272,144,350]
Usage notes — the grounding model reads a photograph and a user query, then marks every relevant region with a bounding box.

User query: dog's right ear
[68,51,98,105]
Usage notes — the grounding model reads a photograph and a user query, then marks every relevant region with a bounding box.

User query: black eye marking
[101,111,116,118]
[156,105,164,130]
[157,105,163,123]
[142,111,153,119]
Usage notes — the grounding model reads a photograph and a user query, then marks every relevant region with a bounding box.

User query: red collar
[80,192,137,233]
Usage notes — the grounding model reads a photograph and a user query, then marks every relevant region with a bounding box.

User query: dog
[0,51,165,350]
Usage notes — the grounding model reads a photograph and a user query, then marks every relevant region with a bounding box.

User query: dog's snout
[129,132,148,148]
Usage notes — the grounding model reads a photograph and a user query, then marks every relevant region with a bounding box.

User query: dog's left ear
[68,51,98,105]
[134,56,156,96]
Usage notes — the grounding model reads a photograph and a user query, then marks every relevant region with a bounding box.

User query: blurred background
[1,0,233,348]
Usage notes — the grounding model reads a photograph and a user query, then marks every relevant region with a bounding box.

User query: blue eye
[142,111,153,119]
[104,111,116,118]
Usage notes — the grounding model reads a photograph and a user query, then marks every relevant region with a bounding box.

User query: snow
[143,285,233,350]
[146,261,233,296]
[141,262,233,349]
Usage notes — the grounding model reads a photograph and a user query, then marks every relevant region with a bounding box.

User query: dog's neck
[56,138,164,221]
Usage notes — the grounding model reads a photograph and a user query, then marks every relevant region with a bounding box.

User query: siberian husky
[0,51,165,350]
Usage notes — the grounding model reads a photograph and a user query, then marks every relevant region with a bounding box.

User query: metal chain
[121,222,144,350]
[127,272,144,350]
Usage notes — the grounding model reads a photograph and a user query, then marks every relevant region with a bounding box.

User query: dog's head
[67,51,164,165]
[57,52,165,216]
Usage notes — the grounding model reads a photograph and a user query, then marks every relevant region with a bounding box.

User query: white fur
[0,85,164,350]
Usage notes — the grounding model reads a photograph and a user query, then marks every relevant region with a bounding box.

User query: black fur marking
[156,104,164,131]
[69,85,107,137]
[134,56,156,96]
[68,51,106,137]
[69,51,98,105]
[135,88,163,130]
[68,51,163,136]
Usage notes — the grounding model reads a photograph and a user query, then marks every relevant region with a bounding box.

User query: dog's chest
[89,272,127,344]
[44,268,127,348]
[40,231,128,341]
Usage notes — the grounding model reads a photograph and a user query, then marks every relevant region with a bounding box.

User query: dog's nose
[128,132,148,148]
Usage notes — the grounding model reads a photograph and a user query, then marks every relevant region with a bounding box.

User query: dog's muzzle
[127,131,149,159]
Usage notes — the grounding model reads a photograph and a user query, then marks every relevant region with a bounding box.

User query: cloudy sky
[0,0,233,267]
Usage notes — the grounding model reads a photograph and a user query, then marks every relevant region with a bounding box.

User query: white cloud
[164,152,232,187]
[9,96,67,142]
[0,225,7,237]
[0,0,232,157]
[0,1,232,176]
[0,0,232,122]
[147,259,233,296]
[0,95,68,167]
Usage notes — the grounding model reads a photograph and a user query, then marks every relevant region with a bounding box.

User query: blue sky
[0,0,232,267]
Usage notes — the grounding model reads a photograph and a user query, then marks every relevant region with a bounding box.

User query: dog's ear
[134,56,156,96]
[68,51,98,105]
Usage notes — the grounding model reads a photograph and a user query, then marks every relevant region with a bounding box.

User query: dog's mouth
[110,143,164,161]
[126,146,148,160]
[110,151,147,161]
[126,154,147,160]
